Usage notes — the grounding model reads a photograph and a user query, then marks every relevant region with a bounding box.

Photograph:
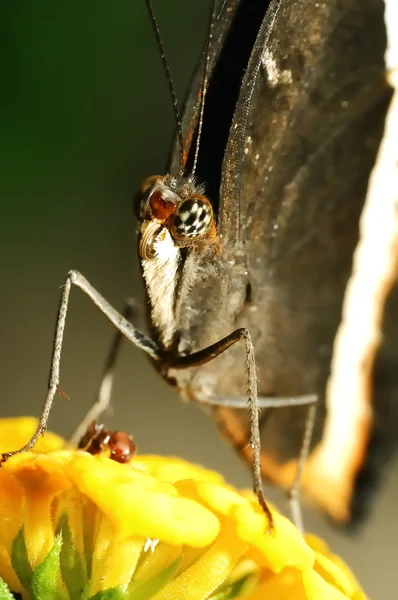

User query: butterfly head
[136,175,218,262]
[135,174,220,349]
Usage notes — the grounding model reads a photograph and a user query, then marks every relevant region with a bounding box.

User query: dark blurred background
[0,2,396,598]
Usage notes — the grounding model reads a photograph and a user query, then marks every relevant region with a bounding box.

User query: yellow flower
[0,417,366,599]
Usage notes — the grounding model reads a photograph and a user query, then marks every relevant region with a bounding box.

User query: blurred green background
[0,2,396,597]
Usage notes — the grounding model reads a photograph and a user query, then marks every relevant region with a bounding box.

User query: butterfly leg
[0,271,161,463]
[199,395,317,409]
[287,400,317,533]
[195,393,318,532]
[68,298,138,446]
[171,327,274,531]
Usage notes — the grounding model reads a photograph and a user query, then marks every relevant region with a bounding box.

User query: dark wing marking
[219,0,282,247]
[168,0,241,176]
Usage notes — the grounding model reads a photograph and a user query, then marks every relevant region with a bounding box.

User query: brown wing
[215,0,392,523]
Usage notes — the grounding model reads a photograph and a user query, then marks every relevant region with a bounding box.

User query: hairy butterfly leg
[69,298,139,446]
[0,271,160,463]
[198,393,318,531]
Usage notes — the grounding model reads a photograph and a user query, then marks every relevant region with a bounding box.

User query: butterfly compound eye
[134,175,165,221]
[149,190,176,220]
[171,195,213,241]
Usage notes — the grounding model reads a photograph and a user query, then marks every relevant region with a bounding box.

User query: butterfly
[2,0,392,528]
[137,0,393,526]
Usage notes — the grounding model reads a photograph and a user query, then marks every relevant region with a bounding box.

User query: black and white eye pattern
[171,197,213,241]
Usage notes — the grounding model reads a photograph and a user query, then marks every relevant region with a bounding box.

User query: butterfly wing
[215,0,392,523]
[168,0,241,176]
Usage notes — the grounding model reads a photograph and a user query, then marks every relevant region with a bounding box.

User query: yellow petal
[88,517,143,595]
[132,542,182,585]
[0,468,25,552]
[0,417,64,454]
[176,480,313,573]
[302,567,355,599]
[305,535,365,599]
[132,455,224,485]
[0,470,26,594]
[245,566,354,600]
[244,510,314,573]
[67,454,220,547]
[55,488,87,558]
[5,453,71,566]
[153,519,246,600]
[0,547,24,597]
[236,567,307,600]
[305,533,329,554]
[188,480,248,513]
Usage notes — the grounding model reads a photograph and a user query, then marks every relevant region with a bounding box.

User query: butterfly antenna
[192,0,218,176]
[145,0,184,174]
